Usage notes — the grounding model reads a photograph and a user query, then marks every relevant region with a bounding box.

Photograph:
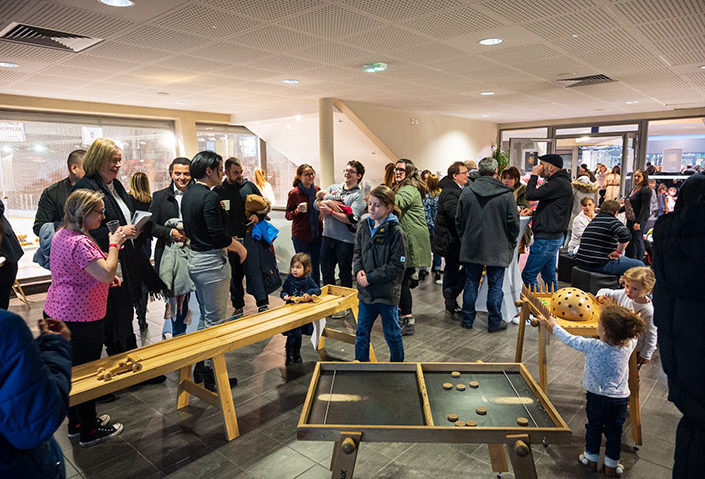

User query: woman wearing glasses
[285,164,323,284]
[44,189,127,447]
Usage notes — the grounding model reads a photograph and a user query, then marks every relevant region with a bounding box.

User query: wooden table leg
[627,351,643,446]
[505,434,538,479]
[537,322,549,394]
[176,364,192,409]
[212,354,240,441]
[514,300,530,362]
[488,443,509,474]
[330,431,361,479]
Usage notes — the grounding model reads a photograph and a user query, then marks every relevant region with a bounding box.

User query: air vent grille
[557,74,615,88]
[0,22,103,52]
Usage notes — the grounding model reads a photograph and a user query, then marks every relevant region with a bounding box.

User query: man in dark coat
[432,161,469,315]
[456,157,519,331]
[652,173,705,478]
[520,154,573,290]
[33,149,85,237]
[0,199,24,309]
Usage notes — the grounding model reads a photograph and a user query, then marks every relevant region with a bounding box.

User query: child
[353,185,407,362]
[596,266,657,366]
[543,305,645,477]
[280,253,321,365]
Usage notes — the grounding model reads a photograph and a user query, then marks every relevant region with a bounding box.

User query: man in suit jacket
[0,198,25,309]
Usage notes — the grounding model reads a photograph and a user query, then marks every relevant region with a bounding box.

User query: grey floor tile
[243,446,317,479]
[81,449,163,479]
[215,429,284,469]
[165,450,251,478]
[293,463,331,479]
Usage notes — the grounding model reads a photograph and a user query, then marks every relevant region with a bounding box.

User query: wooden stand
[12,280,30,308]
[514,285,643,446]
[316,288,376,361]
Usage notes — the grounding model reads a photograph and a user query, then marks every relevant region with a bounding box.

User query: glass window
[196,125,260,179]
[266,143,299,207]
[555,127,593,136]
[646,117,705,173]
[599,124,638,133]
[0,112,176,280]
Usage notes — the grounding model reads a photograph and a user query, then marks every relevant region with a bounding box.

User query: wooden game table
[70,285,370,441]
[514,285,642,447]
[297,361,571,479]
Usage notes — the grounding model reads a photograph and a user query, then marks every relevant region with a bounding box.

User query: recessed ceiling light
[155,91,169,96]
[481,114,491,117]
[363,62,387,73]
[0,62,18,68]
[281,79,299,84]
[295,114,302,120]
[286,125,292,129]
[480,91,495,96]
[98,0,134,7]
[699,65,705,70]
[479,38,503,46]
[625,100,639,104]
[571,34,579,38]
[175,101,187,105]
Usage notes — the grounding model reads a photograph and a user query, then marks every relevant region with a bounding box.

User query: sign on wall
[0,121,26,142]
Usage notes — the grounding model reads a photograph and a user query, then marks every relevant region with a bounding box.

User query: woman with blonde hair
[128,171,152,331]
[44,188,127,447]
[253,167,276,204]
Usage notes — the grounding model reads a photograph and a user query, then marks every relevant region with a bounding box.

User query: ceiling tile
[479,0,601,23]
[289,41,375,65]
[230,25,320,52]
[153,3,259,37]
[401,4,504,38]
[341,0,464,22]
[340,26,429,54]
[115,25,210,52]
[279,4,385,39]
[189,42,273,64]
[83,41,169,63]
[201,0,325,21]
[613,0,705,24]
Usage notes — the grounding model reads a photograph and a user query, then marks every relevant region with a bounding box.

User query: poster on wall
[662,148,682,173]
[0,121,26,142]
[81,126,103,145]
[523,150,538,172]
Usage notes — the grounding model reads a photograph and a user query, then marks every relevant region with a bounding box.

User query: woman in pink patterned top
[44,189,127,448]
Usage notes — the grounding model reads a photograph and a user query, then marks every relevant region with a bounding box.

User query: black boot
[443,289,462,315]
[292,336,303,364]
[204,366,238,392]
[285,343,294,366]
[193,361,205,383]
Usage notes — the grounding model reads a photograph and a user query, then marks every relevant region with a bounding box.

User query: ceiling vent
[556,74,615,88]
[0,22,103,53]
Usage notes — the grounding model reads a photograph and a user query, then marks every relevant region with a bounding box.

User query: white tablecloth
[475,216,531,321]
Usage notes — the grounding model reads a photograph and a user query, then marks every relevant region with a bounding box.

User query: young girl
[280,253,321,365]
[544,306,645,477]
[597,266,657,366]
[353,185,407,362]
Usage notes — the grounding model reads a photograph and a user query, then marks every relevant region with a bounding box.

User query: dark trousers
[585,391,628,462]
[625,224,645,261]
[442,248,464,300]
[228,250,246,309]
[399,268,414,316]
[320,236,354,288]
[0,260,18,309]
[674,415,705,478]
[292,236,322,286]
[104,286,136,356]
[66,319,105,436]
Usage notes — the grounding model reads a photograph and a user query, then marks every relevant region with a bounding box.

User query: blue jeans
[521,236,564,290]
[354,301,404,362]
[584,256,645,276]
[462,264,505,330]
[585,392,628,463]
[292,236,322,285]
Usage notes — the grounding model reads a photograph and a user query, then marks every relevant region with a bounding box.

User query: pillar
[319,98,335,186]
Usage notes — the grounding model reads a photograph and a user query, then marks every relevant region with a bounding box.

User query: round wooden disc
[476,406,487,415]
[456,383,466,391]
[455,421,466,427]
[516,417,529,427]
[447,413,459,422]
[451,371,461,378]
[469,381,480,388]
[465,420,477,427]
[442,382,453,390]
[474,360,484,363]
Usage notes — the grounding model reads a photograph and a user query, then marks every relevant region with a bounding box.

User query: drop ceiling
[0,0,703,123]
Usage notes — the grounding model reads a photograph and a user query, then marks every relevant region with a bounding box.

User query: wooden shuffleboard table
[297,362,571,479]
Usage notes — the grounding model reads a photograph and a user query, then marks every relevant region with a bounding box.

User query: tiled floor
[9,278,678,478]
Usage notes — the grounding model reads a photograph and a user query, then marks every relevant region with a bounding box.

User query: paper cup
[299,202,308,212]
[221,199,230,211]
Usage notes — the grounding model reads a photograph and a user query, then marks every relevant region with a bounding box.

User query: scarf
[297,180,319,237]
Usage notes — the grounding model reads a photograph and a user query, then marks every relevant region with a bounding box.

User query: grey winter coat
[159,218,195,297]
[455,176,519,268]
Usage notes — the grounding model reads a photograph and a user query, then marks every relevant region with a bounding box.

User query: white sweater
[568,211,594,254]
[596,288,657,360]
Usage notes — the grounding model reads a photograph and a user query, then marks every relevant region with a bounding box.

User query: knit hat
[538,154,563,169]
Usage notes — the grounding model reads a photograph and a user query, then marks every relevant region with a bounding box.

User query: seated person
[568,196,596,255]
[574,200,644,276]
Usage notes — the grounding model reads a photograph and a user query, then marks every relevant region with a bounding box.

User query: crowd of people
[1,137,704,478]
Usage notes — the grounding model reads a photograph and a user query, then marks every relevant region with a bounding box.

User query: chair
[557,250,574,283]
[571,266,619,295]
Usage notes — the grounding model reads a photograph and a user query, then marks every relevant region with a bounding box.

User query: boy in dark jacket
[353,186,407,362]
[521,154,573,290]
[0,310,72,478]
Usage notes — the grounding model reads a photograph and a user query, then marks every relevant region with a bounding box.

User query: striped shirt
[575,213,631,269]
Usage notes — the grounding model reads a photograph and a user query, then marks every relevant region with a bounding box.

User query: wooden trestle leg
[514,300,530,362]
[627,351,643,446]
[176,364,192,409]
[505,434,538,479]
[212,354,240,441]
[488,443,509,474]
[330,432,361,479]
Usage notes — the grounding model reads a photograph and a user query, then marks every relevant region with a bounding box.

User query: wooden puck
[451,371,461,378]
[455,421,466,427]
[469,381,480,388]
[443,382,453,390]
[516,417,529,427]
[447,413,459,422]
[474,360,484,363]
[465,420,477,427]
[456,384,466,391]
[476,406,487,415]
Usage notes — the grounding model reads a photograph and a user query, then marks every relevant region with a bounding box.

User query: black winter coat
[33,177,72,237]
[214,179,263,238]
[431,175,463,257]
[353,216,407,305]
[525,169,573,239]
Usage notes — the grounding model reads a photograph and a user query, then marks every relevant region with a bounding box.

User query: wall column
[319,97,335,186]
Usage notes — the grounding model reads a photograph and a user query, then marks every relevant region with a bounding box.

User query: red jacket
[285,185,323,243]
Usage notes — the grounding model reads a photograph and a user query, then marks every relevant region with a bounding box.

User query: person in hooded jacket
[520,154,573,290]
[456,157,519,331]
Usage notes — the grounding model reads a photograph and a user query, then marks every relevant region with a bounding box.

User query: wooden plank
[322,327,356,344]
[213,353,239,441]
[179,379,219,408]
[420,362,522,373]
[318,361,418,372]
[537,322,549,394]
[330,432,362,479]
[176,364,192,409]
[298,362,322,428]
[517,364,571,432]
[515,298,530,362]
[628,351,643,446]
[488,443,509,473]
[416,363,434,426]
[505,434,538,479]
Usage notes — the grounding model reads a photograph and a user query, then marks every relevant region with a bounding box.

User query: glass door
[508,138,554,173]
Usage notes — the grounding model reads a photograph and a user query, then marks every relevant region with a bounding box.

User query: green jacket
[396,184,431,268]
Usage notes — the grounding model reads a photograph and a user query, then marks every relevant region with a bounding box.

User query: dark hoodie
[214,178,263,238]
[431,175,464,257]
[455,175,519,268]
[525,169,573,239]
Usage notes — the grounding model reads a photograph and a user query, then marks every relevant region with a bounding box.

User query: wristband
[109,243,119,249]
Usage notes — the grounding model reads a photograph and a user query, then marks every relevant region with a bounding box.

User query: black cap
[538,154,563,169]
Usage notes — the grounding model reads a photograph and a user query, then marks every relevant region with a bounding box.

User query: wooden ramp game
[514,284,643,447]
[298,362,571,479]
[70,285,370,441]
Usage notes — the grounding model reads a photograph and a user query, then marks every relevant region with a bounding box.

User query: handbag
[624,196,636,221]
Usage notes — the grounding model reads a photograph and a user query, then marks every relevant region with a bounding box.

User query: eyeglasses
[93,208,106,216]
[394,168,406,173]
[343,168,358,175]
[458,170,469,175]
[302,172,315,177]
